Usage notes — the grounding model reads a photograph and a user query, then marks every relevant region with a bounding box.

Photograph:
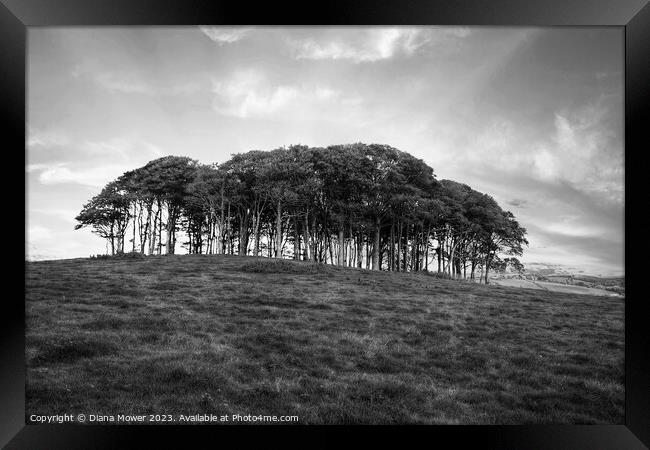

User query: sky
[27,26,624,276]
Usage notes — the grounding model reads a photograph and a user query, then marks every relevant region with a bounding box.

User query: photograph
[25,25,625,425]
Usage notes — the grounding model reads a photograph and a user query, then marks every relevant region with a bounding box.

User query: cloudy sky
[27,26,624,276]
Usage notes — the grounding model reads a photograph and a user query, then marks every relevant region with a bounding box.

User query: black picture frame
[3,0,648,448]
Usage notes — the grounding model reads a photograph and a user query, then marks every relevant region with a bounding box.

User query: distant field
[490,278,622,297]
[25,255,624,424]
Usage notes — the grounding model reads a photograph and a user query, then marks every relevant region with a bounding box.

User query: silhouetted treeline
[75,143,527,283]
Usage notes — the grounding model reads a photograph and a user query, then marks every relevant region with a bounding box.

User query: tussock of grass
[90,251,146,260]
[240,258,333,274]
[25,254,624,424]
[423,270,454,280]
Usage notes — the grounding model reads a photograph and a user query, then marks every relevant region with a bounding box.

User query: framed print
[2,0,649,448]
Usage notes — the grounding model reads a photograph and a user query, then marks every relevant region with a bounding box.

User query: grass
[25,254,624,424]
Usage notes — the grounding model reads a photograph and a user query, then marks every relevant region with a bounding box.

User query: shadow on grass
[29,337,118,366]
[29,337,119,365]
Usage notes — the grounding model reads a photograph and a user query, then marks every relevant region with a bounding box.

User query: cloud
[82,138,165,161]
[507,198,528,208]
[442,95,622,207]
[545,218,614,239]
[95,72,200,95]
[446,28,472,38]
[28,225,53,242]
[93,71,155,94]
[29,137,167,187]
[26,229,99,261]
[37,164,132,188]
[443,164,624,277]
[523,223,623,275]
[72,65,201,96]
[289,27,469,63]
[521,245,622,277]
[211,70,360,119]
[29,132,165,164]
[199,26,252,44]
[27,163,50,173]
[31,208,79,224]
[531,99,623,202]
[472,118,528,172]
[27,130,70,148]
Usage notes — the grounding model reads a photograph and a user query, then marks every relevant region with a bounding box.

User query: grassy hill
[25,255,624,424]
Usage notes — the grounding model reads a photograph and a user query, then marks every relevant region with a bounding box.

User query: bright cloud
[28,225,54,242]
[27,163,50,173]
[26,231,99,261]
[446,96,623,206]
[211,70,359,119]
[533,99,623,201]
[199,26,252,44]
[290,28,440,62]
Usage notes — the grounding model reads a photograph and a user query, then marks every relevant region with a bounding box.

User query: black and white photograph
[25,26,625,425]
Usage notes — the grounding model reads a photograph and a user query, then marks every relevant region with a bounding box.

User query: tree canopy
[75,143,528,283]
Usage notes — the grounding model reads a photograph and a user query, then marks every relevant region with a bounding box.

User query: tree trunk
[337,228,345,266]
[206,218,211,254]
[218,187,225,255]
[188,218,193,254]
[239,211,249,256]
[226,203,231,254]
[412,228,419,272]
[312,216,318,262]
[372,218,381,270]
[423,228,429,271]
[158,202,163,255]
[303,213,311,261]
[214,220,218,254]
[293,217,300,260]
[395,220,402,272]
[389,221,395,271]
[110,223,115,256]
[140,202,151,254]
[252,213,260,257]
[171,207,177,254]
[366,239,371,269]
[449,238,457,277]
[402,224,409,272]
[149,207,156,255]
[356,234,362,268]
[131,204,136,252]
[166,205,174,255]
[275,200,282,259]
[347,224,353,267]
[327,234,334,265]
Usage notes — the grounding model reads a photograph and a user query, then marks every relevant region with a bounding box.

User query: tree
[75,180,131,255]
[504,257,525,275]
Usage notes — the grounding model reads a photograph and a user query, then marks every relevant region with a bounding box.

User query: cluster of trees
[75,143,527,283]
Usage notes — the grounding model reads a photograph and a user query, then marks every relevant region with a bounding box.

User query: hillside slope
[25,255,624,424]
